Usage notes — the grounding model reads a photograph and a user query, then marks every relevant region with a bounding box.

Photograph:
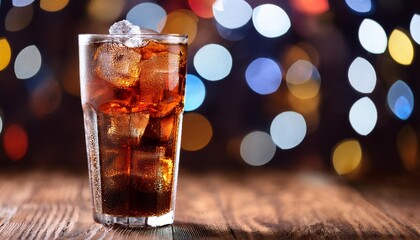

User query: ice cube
[109,20,159,47]
[109,20,141,34]
[98,102,149,144]
[131,147,173,192]
[94,43,141,88]
[144,115,175,142]
[138,53,180,103]
[131,147,165,191]
[129,112,150,144]
[157,157,173,191]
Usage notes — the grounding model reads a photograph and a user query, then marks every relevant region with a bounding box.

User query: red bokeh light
[3,124,28,161]
[188,0,215,18]
[291,0,329,16]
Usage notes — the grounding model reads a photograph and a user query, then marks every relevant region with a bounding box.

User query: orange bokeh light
[291,0,329,16]
[3,124,28,161]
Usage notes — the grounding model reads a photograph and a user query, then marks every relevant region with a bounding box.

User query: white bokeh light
[348,57,376,94]
[410,14,420,45]
[193,44,232,81]
[349,97,377,136]
[240,131,276,166]
[270,111,307,150]
[14,45,42,79]
[213,0,252,29]
[252,4,291,38]
[358,19,387,54]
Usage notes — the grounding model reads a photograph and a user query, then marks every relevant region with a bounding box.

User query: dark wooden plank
[0,169,418,239]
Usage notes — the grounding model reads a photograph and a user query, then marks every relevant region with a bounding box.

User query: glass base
[93,210,174,228]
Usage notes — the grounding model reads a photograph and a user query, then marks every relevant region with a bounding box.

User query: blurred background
[0,0,419,178]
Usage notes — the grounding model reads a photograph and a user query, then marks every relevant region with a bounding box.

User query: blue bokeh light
[126,3,167,32]
[345,0,372,13]
[394,96,412,120]
[185,74,206,111]
[245,58,282,95]
[12,0,34,7]
[387,80,414,120]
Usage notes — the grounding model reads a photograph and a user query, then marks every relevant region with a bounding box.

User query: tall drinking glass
[78,34,188,227]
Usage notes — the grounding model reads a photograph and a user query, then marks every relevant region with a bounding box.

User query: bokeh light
[332,139,362,175]
[188,0,215,19]
[216,23,249,41]
[87,0,124,23]
[14,45,42,79]
[40,0,69,12]
[185,74,206,111]
[30,79,62,117]
[290,0,329,16]
[5,5,33,32]
[252,4,291,38]
[240,131,276,166]
[0,114,3,134]
[245,58,282,95]
[410,14,420,45]
[345,0,372,14]
[0,38,11,71]
[397,125,418,171]
[348,57,376,94]
[287,93,320,133]
[127,3,166,32]
[181,113,213,151]
[388,29,414,65]
[161,9,198,44]
[358,18,387,54]
[213,0,252,29]
[270,111,307,150]
[387,80,414,120]
[286,60,321,100]
[349,97,377,136]
[193,44,232,81]
[12,0,34,7]
[3,124,28,161]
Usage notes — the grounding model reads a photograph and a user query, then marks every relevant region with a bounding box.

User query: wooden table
[0,168,419,239]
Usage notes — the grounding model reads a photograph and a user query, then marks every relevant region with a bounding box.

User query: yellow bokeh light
[40,0,70,12]
[388,29,414,65]
[181,113,213,151]
[87,0,124,23]
[161,9,198,44]
[0,38,12,71]
[397,125,418,171]
[332,139,362,175]
[288,79,321,100]
[282,45,311,71]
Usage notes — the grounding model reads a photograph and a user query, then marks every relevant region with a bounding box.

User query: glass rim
[78,33,188,44]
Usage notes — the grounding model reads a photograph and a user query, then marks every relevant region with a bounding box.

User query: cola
[79,33,187,227]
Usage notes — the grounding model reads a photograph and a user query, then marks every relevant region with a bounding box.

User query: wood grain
[0,169,418,239]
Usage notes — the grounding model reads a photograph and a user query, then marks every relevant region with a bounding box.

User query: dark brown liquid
[101,173,172,216]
